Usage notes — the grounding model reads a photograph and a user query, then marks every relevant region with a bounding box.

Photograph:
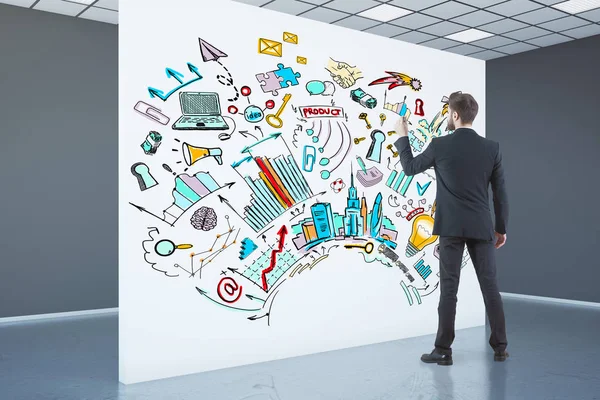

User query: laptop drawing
[172,92,229,131]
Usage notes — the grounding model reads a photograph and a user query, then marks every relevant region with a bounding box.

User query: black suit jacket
[394,128,508,240]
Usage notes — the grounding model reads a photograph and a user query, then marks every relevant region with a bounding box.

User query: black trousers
[434,236,507,355]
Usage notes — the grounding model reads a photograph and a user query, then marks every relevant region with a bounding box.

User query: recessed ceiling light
[358,4,413,22]
[552,0,600,14]
[446,28,494,43]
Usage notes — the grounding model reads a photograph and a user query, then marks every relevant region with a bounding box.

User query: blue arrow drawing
[416,181,431,196]
[148,62,203,101]
[166,68,185,84]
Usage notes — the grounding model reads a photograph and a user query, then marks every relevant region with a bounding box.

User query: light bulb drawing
[406,201,438,257]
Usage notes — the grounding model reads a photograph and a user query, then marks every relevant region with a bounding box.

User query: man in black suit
[393,92,509,366]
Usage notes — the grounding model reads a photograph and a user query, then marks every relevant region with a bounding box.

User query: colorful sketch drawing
[369,71,422,91]
[240,154,314,232]
[198,38,240,102]
[386,170,414,198]
[256,71,284,96]
[290,169,398,251]
[406,203,438,257]
[131,162,158,191]
[129,172,233,227]
[233,134,315,232]
[258,38,283,57]
[239,238,258,260]
[401,281,422,306]
[256,64,301,96]
[189,216,240,278]
[133,102,170,125]
[261,225,288,291]
[198,38,227,62]
[148,63,203,102]
[325,57,363,89]
[242,243,300,292]
[283,32,298,44]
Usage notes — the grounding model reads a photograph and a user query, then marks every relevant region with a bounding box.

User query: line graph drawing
[189,215,240,278]
[261,225,288,291]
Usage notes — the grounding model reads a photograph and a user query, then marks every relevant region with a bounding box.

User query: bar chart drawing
[386,170,414,197]
[235,154,314,232]
[414,259,432,280]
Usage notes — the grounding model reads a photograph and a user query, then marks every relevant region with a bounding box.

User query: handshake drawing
[325,57,364,89]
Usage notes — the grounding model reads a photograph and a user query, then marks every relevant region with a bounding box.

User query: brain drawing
[190,206,218,231]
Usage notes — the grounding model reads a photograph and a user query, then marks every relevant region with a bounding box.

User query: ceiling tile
[33,0,86,16]
[394,30,438,43]
[364,23,410,37]
[578,8,600,22]
[94,0,118,11]
[477,18,529,34]
[235,0,269,7]
[493,41,538,54]
[297,0,330,4]
[299,6,349,22]
[486,0,543,17]
[503,25,552,40]
[334,15,381,30]
[389,12,442,29]
[263,0,315,15]
[451,10,504,26]
[0,0,36,7]
[387,0,447,11]
[79,6,117,24]
[325,0,381,14]
[464,0,507,7]
[561,23,600,38]
[235,0,270,5]
[420,37,463,49]
[525,33,573,46]
[471,35,517,48]
[420,21,467,36]
[538,16,590,31]
[513,7,568,24]
[469,49,507,60]
[528,0,564,4]
[420,1,477,19]
[444,43,485,55]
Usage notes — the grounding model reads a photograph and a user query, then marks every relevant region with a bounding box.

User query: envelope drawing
[283,32,298,44]
[258,38,282,57]
[296,56,307,65]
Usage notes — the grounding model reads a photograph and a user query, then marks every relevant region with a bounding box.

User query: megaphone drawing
[182,142,223,166]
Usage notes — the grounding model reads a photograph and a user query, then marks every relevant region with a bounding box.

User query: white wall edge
[501,292,600,309]
[0,307,119,325]
[1,292,598,326]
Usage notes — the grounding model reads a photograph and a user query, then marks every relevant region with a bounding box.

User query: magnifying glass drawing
[155,239,193,257]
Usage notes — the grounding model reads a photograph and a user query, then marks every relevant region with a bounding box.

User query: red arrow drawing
[261,225,288,291]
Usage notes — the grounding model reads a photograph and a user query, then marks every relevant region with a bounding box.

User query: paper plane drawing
[199,38,228,62]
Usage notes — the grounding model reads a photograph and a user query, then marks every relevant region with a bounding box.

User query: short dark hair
[448,92,478,124]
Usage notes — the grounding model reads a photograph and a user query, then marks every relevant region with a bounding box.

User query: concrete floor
[1,296,599,400]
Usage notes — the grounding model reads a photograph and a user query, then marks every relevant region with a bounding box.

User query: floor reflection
[1,297,599,400]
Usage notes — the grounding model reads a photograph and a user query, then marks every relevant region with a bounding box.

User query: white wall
[119,0,486,384]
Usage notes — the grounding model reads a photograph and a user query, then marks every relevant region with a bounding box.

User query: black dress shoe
[421,349,453,366]
[494,351,509,362]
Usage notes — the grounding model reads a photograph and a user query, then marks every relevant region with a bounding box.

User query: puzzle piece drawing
[408,130,425,152]
[256,71,284,96]
[274,63,301,88]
